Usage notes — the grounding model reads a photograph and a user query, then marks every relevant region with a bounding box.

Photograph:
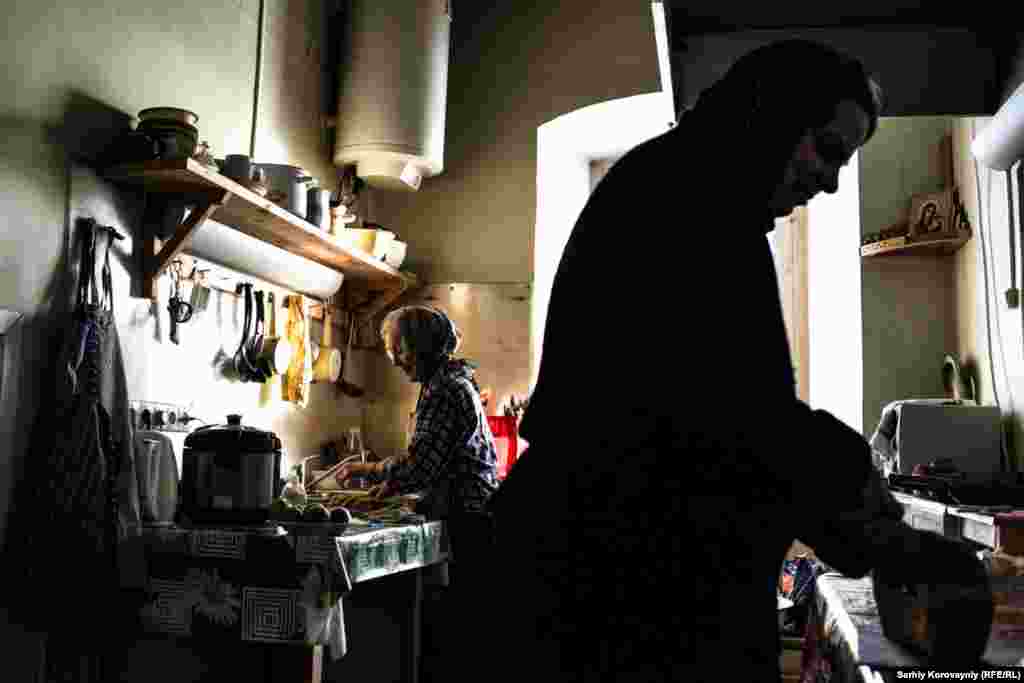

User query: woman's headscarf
[381,305,469,383]
[675,39,884,228]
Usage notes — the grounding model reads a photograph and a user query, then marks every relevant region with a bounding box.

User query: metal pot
[180,414,282,524]
[255,163,313,219]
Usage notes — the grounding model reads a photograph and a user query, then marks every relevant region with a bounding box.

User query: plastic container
[371,230,395,260]
[342,228,377,254]
[384,240,407,269]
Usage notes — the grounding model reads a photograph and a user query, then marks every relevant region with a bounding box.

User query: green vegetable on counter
[303,503,330,522]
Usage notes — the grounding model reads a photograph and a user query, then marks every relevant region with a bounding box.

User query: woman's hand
[334,462,373,487]
[836,469,904,525]
[367,482,391,500]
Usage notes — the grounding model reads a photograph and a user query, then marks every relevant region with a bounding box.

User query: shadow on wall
[0,95,136,587]
[58,91,186,300]
[1,90,142,311]
[0,114,72,316]
[51,90,135,167]
[56,90,148,281]
[0,89,139,548]
[0,90,151,680]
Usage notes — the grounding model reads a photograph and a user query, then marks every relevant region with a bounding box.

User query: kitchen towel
[283,295,313,407]
[299,566,348,660]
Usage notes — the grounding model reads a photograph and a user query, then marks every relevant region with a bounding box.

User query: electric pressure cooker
[180,414,283,524]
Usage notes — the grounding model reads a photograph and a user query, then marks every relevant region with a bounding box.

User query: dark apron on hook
[7,223,140,682]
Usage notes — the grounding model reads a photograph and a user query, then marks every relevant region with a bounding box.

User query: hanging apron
[7,225,139,682]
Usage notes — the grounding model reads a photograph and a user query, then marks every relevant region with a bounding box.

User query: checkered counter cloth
[134,521,447,654]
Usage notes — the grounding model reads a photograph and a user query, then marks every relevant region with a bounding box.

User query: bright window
[768,208,810,402]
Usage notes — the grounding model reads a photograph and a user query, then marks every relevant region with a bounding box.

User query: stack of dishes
[137,107,200,160]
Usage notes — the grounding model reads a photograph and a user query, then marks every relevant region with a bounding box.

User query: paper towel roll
[972,81,1024,171]
[185,218,344,299]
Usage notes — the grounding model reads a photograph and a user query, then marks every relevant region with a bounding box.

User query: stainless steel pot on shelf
[254,163,313,220]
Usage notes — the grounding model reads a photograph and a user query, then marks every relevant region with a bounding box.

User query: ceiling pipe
[249,0,266,159]
[972,79,1024,171]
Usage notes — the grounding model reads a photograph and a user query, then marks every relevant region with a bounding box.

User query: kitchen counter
[121,520,448,683]
[806,573,1024,683]
[893,491,1024,553]
[806,573,919,683]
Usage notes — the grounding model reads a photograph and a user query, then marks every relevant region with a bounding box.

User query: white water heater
[334,0,451,191]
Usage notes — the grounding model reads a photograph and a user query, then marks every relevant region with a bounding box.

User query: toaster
[890,402,1003,475]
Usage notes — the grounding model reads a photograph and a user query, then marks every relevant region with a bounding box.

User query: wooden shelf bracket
[107,159,415,308]
[143,190,232,299]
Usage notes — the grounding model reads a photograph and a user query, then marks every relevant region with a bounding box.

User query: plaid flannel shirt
[380,361,498,514]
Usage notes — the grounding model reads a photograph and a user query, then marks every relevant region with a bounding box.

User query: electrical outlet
[130,400,193,433]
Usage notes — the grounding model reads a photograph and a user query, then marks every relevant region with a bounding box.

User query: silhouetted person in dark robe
[488,40,986,682]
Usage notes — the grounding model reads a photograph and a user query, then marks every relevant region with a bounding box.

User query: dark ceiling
[664,1,1004,38]
[662,1,1020,114]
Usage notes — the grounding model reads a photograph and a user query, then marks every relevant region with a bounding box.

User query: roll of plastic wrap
[185,219,344,299]
[972,81,1024,171]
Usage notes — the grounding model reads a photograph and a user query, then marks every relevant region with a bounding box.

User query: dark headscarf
[383,305,476,385]
[675,39,884,228]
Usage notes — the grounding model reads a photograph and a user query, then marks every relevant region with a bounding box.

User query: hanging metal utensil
[234,283,259,382]
[232,283,249,381]
[336,311,365,398]
[257,292,293,376]
[248,290,268,382]
[167,260,193,345]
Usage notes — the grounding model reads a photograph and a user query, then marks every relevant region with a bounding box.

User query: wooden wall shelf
[860,234,970,258]
[103,158,415,315]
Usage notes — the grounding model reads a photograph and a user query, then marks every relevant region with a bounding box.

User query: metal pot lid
[184,413,282,452]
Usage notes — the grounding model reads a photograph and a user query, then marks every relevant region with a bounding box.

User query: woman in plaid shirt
[335,305,498,677]
[335,304,498,515]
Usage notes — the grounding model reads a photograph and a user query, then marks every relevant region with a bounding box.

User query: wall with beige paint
[357,2,661,455]
[0,1,362,678]
[361,283,532,462]
[365,1,662,285]
[951,34,1024,471]
[858,111,1024,469]
[859,117,958,436]
[952,116,1024,470]
[952,118,985,412]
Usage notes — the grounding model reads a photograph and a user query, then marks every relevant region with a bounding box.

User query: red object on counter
[487,416,519,479]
